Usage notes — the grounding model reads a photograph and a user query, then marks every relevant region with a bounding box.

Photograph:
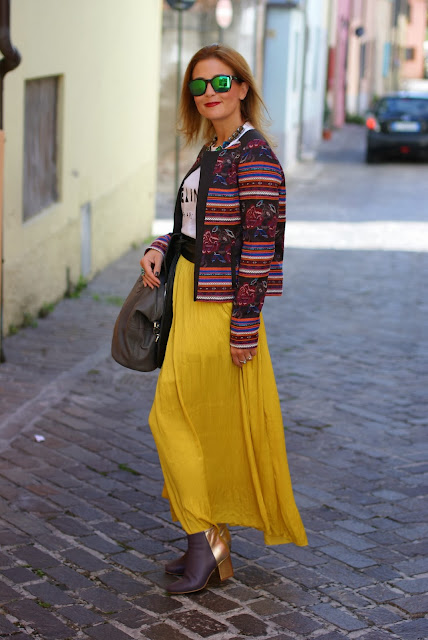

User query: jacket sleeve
[230,140,284,349]
[146,233,172,258]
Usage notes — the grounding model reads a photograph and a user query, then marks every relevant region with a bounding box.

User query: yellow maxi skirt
[149,256,307,546]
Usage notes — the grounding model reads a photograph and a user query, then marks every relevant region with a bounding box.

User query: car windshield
[376,97,428,118]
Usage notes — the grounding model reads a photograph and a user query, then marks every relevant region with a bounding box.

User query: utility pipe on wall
[0,0,21,362]
[297,0,309,161]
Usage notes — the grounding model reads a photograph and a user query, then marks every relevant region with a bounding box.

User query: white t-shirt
[181,122,254,239]
[181,168,201,239]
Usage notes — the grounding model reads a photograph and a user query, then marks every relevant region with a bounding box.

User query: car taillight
[366,116,380,132]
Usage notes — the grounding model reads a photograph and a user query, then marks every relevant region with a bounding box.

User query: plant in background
[66,275,88,299]
[22,312,38,328]
[323,99,332,129]
[345,113,365,125]
[105,295,124,307]
[38,302,55,318]
[323,100,333,140]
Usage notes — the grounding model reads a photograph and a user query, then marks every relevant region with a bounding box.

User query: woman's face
[191,57,248,128]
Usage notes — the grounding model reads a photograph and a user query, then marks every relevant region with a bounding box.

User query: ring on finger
[247,355,252,361]
[140,267,145,276]
[239,359,246,364]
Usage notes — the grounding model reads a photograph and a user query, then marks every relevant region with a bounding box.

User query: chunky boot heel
[164,524,231,576]
[166,526,233,595]
[218,553,233,581]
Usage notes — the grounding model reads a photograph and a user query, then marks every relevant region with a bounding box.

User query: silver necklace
[209,124,245,151]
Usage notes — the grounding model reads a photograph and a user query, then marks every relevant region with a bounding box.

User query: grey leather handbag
[111,234,182,372]
[111,270,166,372]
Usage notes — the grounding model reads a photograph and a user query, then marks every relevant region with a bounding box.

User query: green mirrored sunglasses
[188,74,240,97]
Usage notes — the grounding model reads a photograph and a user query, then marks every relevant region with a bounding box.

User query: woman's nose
[204,81,216,96]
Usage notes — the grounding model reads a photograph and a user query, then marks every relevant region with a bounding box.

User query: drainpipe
[297,0,309,161]
[175,7,183,195]
[0,0,21,362]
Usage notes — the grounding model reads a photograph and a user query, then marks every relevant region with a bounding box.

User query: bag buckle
[153,321,160,342]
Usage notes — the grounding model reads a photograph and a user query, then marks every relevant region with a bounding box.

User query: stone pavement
[0,125,427,639]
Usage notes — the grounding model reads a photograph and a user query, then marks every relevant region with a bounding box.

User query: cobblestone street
[0,126,427,639]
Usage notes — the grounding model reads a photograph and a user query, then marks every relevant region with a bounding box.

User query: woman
[140,44,307,595]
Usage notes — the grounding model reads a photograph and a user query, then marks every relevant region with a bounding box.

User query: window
[393,0,410,25]
[383,42,391,77]
[405,47,415,61]
[23,76,60,221]
[359,43,367,79]
[377,97,428,117]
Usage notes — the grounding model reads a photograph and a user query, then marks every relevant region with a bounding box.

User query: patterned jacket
[149,129,286,349]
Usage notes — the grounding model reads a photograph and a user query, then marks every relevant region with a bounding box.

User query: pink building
[326,0,351,128]
[402,0,427,79]
[326,0,420,127]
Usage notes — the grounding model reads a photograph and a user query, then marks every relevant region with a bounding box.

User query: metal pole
[167,0,196,194]
[175,9,183,195]
[297,2,308,161]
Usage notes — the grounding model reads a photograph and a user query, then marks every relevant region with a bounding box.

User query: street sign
[216,0,233,29]
[166,0,196,10]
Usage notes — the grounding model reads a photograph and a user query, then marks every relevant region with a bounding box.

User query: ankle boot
[166,526,233,594]
[165,523,231,576]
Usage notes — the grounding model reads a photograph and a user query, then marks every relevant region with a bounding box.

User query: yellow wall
[3,0,162,332]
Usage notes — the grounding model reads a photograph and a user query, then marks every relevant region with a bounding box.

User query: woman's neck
[213,119,246,147]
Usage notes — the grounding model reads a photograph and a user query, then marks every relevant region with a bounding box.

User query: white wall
[263,7,305,170]
[301,0,329,156]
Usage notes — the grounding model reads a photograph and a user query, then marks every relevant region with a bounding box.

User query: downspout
[254,0,266,89]
[0,0,21,362]
[297,0,309,161]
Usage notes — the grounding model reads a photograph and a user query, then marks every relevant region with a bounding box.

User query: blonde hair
[179,43,271,146]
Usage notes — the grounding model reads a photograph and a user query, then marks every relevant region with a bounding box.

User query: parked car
[365,92,428,163]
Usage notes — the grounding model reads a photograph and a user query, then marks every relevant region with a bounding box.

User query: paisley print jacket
[149,129,286,349]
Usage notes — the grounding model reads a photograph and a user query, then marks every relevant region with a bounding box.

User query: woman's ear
[239,82,249,101]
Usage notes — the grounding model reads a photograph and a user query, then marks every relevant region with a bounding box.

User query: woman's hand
[140,249,163,289]
[230,346,258,368]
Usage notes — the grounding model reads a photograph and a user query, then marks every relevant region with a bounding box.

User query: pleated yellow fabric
[149,256,307,546]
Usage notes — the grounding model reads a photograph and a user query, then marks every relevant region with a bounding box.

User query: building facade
[326,0,428,126]
[401,0,427,79]
[346,0,395,114]
[327,0,427,127]
[3,0,162,333]
[157,0,263,211]
[157,0,330,195]
[326,0,352,128]
[263,0,329,167]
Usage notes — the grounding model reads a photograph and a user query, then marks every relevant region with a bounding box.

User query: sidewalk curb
[0,342,112,452]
